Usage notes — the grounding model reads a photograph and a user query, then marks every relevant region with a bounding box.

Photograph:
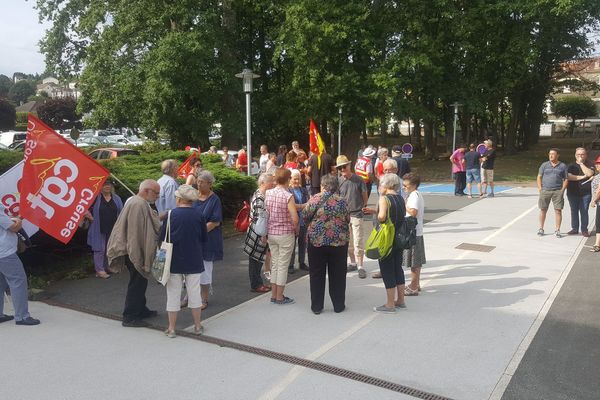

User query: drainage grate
[42,299,454,400]
[455,242,495,252]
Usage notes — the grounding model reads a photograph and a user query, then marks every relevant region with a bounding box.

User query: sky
[0,0,50,77]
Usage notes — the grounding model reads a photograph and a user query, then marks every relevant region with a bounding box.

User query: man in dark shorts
[481,140,496,197]
[537,148,568,238]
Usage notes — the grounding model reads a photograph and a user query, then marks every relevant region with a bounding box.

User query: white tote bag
[151,211,173,286]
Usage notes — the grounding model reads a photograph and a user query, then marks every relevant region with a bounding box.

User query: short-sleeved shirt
[338,174,367,218]
[592,175,600,205]
[193,193,223,261]
[0,205,17,258]
[464,151,481,170]
[451,150,466,173]
[304,192,349,247]
[156,175,179,213]
[160,207,208,274]
[538,161,568,190]
[259,154,270,172]
[265,186,295,235]
[567,161,594,197]
[482,148,496,170]
[405,191,425,236]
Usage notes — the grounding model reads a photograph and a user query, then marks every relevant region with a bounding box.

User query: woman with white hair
[364,173,406,313]
[161,185,208,338]
[288,169,309,273]
[192,170,223,310]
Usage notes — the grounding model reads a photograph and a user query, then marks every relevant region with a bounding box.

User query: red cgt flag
[308,119,325,168]
[19,115,110,244]
[177,150,200,179]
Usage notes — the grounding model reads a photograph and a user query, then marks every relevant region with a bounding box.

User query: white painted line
[257,313,378,400]
[487,232,588,400]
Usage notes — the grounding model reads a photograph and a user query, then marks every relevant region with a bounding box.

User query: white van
[0,131,27,147]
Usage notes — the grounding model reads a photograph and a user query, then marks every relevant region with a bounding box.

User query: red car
[88,148,140,160]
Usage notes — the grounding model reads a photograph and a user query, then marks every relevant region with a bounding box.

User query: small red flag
[177,150,200,179]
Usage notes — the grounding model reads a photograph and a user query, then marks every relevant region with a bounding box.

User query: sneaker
[164,329,176,338]
[373,305,396,313]
[122,319,148,328]
[395,303,407,309]
[270,297,276,303]
[537,229,544,236]
[0,314,14,323]
[15,317,40,326]
[488,192,494,198]
[555,230,562,238]
[347,263,358,272]
[193,326,204,336]
[358,268,367,279]
[275,296,295,305]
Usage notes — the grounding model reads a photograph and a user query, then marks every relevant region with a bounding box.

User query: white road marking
[257,313,378,400]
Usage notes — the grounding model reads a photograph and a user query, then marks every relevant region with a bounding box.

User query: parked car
[0,131,27,147]
[88,148,140,160]
[8,140,25,151]
[0,142,11,151]
[77,136,120,148]
[106,135,144,146]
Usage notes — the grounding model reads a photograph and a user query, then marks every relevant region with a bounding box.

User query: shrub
[0,151,24,174]
[102,150,256,217]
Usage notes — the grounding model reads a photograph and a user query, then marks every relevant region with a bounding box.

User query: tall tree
[0,98,16,130]
[8,80,36,105]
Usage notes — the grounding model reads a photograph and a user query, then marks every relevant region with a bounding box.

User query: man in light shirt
[156,159,180,213]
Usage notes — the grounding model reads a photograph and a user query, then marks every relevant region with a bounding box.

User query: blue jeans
[0,253,31,321]
[567,193,592,232]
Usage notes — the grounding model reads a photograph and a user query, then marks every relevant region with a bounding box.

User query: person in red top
[283,150,299,170]
[236,147,248,173]
[375,147,389,183]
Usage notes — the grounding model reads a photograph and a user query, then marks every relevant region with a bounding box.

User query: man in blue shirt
[156,159,180,213]
[537,148,568,237]
[0,207,40,325]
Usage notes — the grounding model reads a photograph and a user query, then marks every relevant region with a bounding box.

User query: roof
[15,100,41,113]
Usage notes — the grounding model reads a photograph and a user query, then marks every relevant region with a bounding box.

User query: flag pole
[110,173,136,196]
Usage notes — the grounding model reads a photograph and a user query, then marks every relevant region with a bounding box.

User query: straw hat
[335,155,352,168]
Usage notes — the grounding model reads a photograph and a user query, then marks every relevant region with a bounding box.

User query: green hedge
[0,151,24,174]
[104,151,256,217]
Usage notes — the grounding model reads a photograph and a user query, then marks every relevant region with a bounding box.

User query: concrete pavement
[2,187,597,400]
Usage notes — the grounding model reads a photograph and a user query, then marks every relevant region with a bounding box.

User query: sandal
[193,325,204,335]
[164,329,176,338]
[405,286,419,296]
[590,245,600,252]
[201,300,208,310]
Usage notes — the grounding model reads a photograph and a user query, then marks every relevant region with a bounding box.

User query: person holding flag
[307,119,334,196]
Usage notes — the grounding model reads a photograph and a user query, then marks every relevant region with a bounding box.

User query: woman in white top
[402,172,426,295]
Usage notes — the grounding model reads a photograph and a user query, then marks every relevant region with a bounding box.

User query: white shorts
[200,260,213,285]
[166,273,202,311]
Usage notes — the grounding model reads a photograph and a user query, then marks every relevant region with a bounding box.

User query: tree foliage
[37,97,80,130]
[8,80,36,105]
[0,75,12,98]
[36,0,600,155]
[553,96,598,136]
[0,98,16,131]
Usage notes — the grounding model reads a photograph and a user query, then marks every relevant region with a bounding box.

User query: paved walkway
[2,187,597,400]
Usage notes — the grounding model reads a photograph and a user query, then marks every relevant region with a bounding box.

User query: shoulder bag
[365,197,395,259]
[151,210,173,286]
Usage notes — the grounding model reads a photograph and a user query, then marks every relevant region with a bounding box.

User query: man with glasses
[566,147,595,237]
[336,155,369,278]
[108,179,162,327]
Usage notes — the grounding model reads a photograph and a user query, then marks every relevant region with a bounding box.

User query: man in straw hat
[337,155,369,278]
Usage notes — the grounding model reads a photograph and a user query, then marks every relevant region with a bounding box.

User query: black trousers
[378,249,405,289]
[454,171,466,195]
[123,257,150,322]
[289,226,307,268]
[249,257,264,290]
[307,243,348,313]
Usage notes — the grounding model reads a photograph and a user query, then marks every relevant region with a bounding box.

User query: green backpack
[365,197,395,260]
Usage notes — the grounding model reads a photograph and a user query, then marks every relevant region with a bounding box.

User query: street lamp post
[235,68,260,176]
[451,102,462,179]
[338,105,343,157]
